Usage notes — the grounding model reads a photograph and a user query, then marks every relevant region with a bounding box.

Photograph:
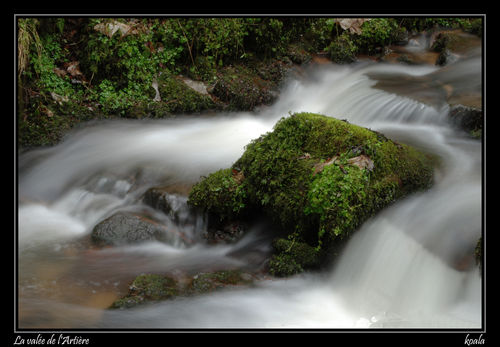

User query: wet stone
[91,212,170,246]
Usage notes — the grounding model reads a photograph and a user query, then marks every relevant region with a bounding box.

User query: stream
[17,39,483,329]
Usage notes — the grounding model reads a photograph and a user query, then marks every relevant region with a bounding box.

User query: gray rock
[142,186,191,224]
[91,212,168,246]
[448,104,483,135]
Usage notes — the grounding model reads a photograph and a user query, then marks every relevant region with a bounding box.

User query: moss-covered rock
[110,270,254,309]
[448,104,483,138]
[269,238,321,277]
[188,112,436,275]
[18,97,105,149]
[126,73,218,119]
[188,168,248,225]
[212,64,278,111]
[190,270,253,294]
[110,274,178,309]
[431,29,482,66]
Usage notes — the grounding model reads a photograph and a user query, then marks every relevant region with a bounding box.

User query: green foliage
[181,18,247,67]
[243,18,310,58]
[84,19,178,114]
[306,18,337,48]
[25,29,75,99]
[96,79,136,115]
[355,18,399,54]
[327,32,358,63]
[18,17,482,149]
[399,17,483,34]
[269,253,303,277]
[305,162,369,248]
[243,18,286,57]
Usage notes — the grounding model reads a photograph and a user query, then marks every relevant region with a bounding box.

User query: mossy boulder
[127,73,218,119]
[448,104,483,138]
[212,64,278,111]
[188,168,248,225]
[431,29,481,66]
[188,112,436,276]
[110,274,179,309]
[110,270,254,309]
[190,270,253,294]
[269,238,321,277]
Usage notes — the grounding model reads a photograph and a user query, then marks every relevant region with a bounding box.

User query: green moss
[269,238,321,276]
[269,254,303,277]
[189,112,436,275]
[110,270,254,309]
[305,162,369,248]
[190,270,251,294]
[18,97,104,149]
[212,64,276,111]
[154,73,216,114]
[327,33,358,64]
[188,168,248,224]
[109,274,178,309]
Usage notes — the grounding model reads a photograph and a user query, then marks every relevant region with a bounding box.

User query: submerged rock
[143,186,190,223]
[109,274,179,309]
[109,270,255,309]
[431,29,481,66]
[448,104,483,138]
[188,112,436,276]
[91,212,175,246]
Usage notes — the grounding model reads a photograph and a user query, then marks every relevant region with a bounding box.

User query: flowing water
[17,42,483,329]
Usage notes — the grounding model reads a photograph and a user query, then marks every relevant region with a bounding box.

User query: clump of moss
[269,238,321,277]
[212,64,277,111]
[110,270,254,309]
[327,33,358,64]
[190,270,252,294]
[110,274,178,309]
[188,168,248,225]
[188,112,436,276]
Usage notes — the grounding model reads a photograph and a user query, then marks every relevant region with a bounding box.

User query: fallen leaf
[347,154,374,171]
[335,18,371,35]
[53,67,67,78]
[65,61,83,77]
[94,20,132,38]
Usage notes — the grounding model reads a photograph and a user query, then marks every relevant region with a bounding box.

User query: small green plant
[269,253,303,277]
[355,18,399,54]
[327,32,358,63]
[305,160,369,249]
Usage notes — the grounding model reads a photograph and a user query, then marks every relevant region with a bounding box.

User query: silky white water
[17,51,482,329]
